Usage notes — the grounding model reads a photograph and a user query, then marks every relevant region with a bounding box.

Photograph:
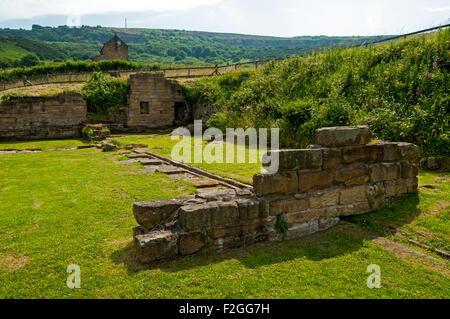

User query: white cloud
[425,6,450,12]
[0,0,223,21]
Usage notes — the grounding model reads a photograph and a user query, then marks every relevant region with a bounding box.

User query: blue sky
[0,0,449,36]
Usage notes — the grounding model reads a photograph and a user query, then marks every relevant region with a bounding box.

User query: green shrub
[275,215,289,235]
[81,72,129,113]
[81,126,94,140]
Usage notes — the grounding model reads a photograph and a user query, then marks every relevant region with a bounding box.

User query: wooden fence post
[188,68,191,77]
[68,73,72,83]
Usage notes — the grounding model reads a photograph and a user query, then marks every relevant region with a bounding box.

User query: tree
[18,54,40,67]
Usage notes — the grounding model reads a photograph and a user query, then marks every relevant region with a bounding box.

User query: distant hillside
[0,25,386,66]
[0,36,67,67]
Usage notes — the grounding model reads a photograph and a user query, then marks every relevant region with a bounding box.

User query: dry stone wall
[132,126,420,263]
[0,92,86,140]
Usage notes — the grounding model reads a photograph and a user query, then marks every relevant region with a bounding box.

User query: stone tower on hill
[93,34,128,62]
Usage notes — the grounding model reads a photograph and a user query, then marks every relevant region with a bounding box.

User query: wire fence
[1,23,449,92]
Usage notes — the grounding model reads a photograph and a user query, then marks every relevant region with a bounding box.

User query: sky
[0,0,449,37]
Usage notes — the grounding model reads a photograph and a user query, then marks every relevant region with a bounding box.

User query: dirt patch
[436,176,450,183]
[426,200,450,217]
[0,253,30,270]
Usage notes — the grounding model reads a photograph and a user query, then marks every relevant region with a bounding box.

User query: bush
[80,72,129,113]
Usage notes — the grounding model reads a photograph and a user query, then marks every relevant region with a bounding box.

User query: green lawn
[0,138,448,298]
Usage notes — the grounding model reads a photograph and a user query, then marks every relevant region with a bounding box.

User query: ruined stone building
[0,72,188,140]
[93,34,128,61]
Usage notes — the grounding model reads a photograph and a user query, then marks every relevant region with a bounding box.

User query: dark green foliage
[275,215,289,235]
[0,60,159,81]
[80,72,129,113]
[185,29,450,156]
[18,53,40,67]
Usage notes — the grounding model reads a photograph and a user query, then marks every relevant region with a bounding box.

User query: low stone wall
[0,92,86,140]
[419,157,450,171]
[132,126,419,263]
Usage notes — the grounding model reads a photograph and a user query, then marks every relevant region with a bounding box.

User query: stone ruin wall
[126,72,186,130]
[93,35,128,62]
[132,126,420,263]
[0,92,87,140]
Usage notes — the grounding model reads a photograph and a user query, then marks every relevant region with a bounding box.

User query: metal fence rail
[1,24,448,92]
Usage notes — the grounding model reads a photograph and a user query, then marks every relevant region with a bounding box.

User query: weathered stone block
[380,143,402,161]
[400,161,419,178]
[283,208,324,224]
[179,232,206,255]
[384,180,408,197]
[236,198,262,220]
[339,185,367,205]
[316,126,370,147]
[134,231,179,263]
[253,171,298,196]
[310,189,340,208]
[405,177,419,193]
[267,196,309,216]
[369,163,401,182]
[396,142,420,160]
[334,164,369,186]
[133,197,188,228]
[318,217,340,231]
[342,146,370,164]
[322,148,343,170]
[178,201,239,231]
[267,220,319,241]
[208,220,267,239]
[263,149,322,172]
[298,169,334,192]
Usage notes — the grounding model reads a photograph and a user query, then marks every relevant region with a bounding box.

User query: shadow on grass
[343,193,421,236]
[110,221,380,274]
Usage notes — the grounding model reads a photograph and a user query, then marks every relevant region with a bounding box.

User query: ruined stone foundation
[132,126,419,263]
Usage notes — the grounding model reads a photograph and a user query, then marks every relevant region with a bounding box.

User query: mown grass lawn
[0,138,91,151]
[0,138,449,298]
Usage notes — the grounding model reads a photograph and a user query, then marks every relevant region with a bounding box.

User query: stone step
[139,159,164,166]
[126,153,151,159]
[156,165,186,174]
[192,179,220,188]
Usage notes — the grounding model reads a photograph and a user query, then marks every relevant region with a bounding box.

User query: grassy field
[0,136,448,298]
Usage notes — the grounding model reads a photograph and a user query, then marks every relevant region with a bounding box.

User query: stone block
[298,169,334,192]
[339,185,367,205]
[369,163,400,182]
[400,161,419,178]
[208,220,267,239]
[133,197,188,228]
[262,149,322,172]
[384,180,408,197]
[309,189,340,208]
[380,143,402,161]
[316,126,371,147]
[322,148,343,170]
[179,232,206,255]
[396,142,420,160]
[134,231,179,263]
[318,217,340,231]
[405,177,419,193]
[178,201,239,231]
[334,164,369,186]
[266,196,309,216]
[342,146,370,164]
[253,171,298,196]
[267,220,319,241]
[283,208,324,224]
[236,198,262,220]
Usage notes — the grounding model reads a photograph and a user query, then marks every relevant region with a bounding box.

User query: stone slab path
[119,149,249,195]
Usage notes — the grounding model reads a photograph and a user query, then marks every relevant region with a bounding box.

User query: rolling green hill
[0,36,68,67]
[0,25,386,67]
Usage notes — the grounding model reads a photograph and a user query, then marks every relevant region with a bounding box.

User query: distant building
[93,34,128,62]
